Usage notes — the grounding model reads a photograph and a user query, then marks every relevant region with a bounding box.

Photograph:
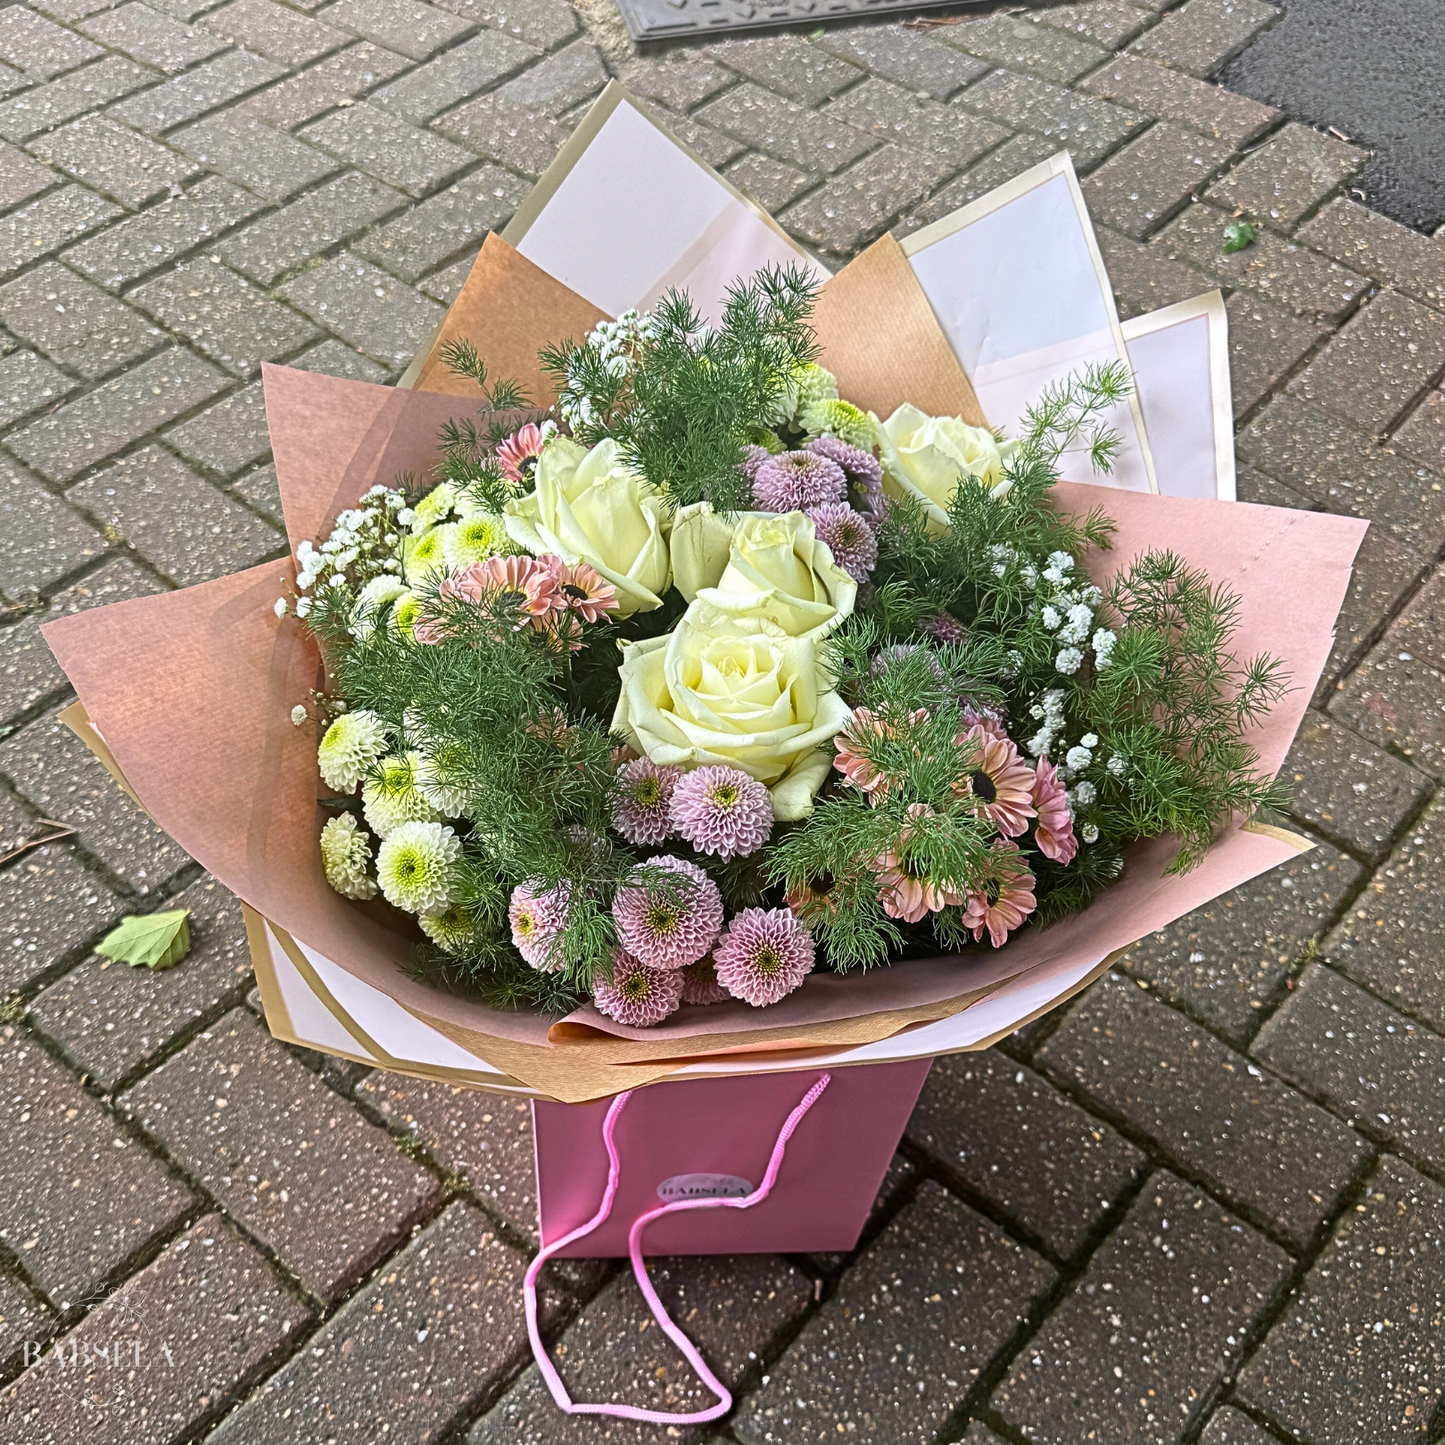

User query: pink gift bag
[522,1059,933,1426]
[534,1058,932,1257]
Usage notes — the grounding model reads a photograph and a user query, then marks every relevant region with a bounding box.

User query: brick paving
[0,0,1441,1440]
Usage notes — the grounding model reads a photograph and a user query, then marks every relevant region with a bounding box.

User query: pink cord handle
[522,1072,831,1426]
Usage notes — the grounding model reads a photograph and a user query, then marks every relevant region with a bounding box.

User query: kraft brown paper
[811,235,988,428]
[399,232,607,404]
[42,253,1367,1103]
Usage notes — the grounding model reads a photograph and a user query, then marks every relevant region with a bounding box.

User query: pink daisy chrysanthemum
[508,879,571,971]
[751,450,847,513]
[592,949,683,1027]
[497,423,547,485]
[1031,757,1078,865]
[612,855,723,970]
[713,907,815,1007]
[961,841,1037,947]
[416,554,562,644]
[806,437,884,526]
[954,724,1036,838]
[669,765,773,862]
[609,757,682,846]
[542,556,619,624]
[679,956,729,1006]
[807,502,879,583]
[873,804,964,924]
[833,707,929,803]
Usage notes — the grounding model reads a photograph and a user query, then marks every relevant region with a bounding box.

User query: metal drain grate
[615,0,989,44]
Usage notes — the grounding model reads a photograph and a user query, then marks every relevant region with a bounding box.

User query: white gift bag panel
[1122,292,1237,501]
[503,82,825,326]
[900,153,1158,496]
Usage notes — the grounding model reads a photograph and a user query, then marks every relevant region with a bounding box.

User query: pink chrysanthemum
[669,765,773,862]
[807,437,884,526]
[609,757,682,846]
[807,502,879,583]
[751,450,847,513]
[497,423,547,485]
[592,949,683,1027]
[921,610,968,645]
[739,444,770,483]
[873,804,964,924]
[713,907,814,1007]
[954,724,1036,838]
[542,555,619,624]
[612,855,723,970]
[1031,757,1078,865]
[961,841,1037,947]
[679,956,729,1006]
[833,707,929,803]
[508,879,571,970]
[416,554,561,644]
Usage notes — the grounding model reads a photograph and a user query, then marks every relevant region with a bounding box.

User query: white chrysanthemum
[376,821,460,916]
[414,744,472,816]
[419,903,477,954]
[411,483,457,534]
[404,526,451,587]
[442,512,510,570]
[392,591,424,639]
[320,813,377,900]
[318,709,389,791]
[362,752,442,837]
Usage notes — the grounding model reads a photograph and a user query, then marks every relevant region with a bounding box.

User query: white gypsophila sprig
[317,709,389,791]
[280,484,409,620]
[320,813,377,900]
[376,821,460,916]
[362,752,442,837]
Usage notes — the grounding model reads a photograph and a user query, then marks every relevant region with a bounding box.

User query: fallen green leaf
[1222,220,1257,254]
[95,909,191,971]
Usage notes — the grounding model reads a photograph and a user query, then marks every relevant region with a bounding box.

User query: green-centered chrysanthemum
[410,482,457,534]
[352,574,407,638]
[419,902,479,954]
[442,512,510,570]
[403,526,450,586]
[391,590,424,640]
[319,813,377,900]
[362,751,441,837]
[317,709,389,792]
[414,739,474,817]
[375,820,460,916]
[802,397,874,451]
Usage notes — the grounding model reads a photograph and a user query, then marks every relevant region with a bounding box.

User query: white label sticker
[656,1173,754,1202]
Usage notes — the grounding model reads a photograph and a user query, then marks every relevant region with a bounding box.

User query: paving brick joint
[1,0,1444,1440]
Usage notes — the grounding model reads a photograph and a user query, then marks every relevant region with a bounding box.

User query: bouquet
[281,265,1290,1030]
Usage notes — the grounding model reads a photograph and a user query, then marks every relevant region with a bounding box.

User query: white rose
[613,617,851,821]
[504,437,670,617]
[690,511,856,644]
[669,501,742,603]
[875,403,1017,532]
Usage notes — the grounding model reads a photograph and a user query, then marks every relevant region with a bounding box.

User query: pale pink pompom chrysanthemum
[713,907,815,1007]
[609,757,682,846]
[669,765,773,862]
[592,949,683,1027]
[497,423,547,485]
[508,879,571,971]
[806,437,884,527]
[612,855,723,970]
[751,450,847,513]
[807,502,878,583]
[1031,756,1078,865]
[679,956,729,1006]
